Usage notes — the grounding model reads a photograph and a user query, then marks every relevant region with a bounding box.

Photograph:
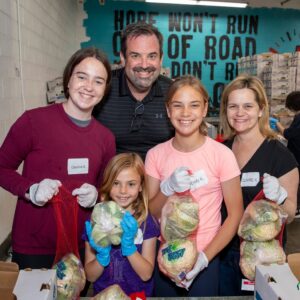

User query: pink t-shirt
[145,137,240,251]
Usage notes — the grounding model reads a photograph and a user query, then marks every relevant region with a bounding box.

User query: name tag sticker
[241,278,254,291]
[241,172,260,187]
[68,158,89,175]
[190,169,208,190]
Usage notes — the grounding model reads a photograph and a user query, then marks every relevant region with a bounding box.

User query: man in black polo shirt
[93,22,174,160]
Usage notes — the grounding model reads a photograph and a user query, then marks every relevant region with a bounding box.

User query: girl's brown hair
[100,153,148,226]
[220,74,277,140]
[166,75,208,135]
[63,47,111,99]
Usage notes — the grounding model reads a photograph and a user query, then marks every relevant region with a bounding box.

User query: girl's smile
[109,167,142,211]
[167,85,208,138]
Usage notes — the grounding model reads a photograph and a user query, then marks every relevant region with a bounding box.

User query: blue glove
[85,221,111,267]
[120,211,138,256]
[269,117,278,130]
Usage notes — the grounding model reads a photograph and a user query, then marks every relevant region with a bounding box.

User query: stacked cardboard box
[262,53,291,101]
[238,53,273,77]
[46,77,66,104]
[238,52,299,124]
[289,52,300,90]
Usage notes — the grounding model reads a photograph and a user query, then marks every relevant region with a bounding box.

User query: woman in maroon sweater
[0,47,116,269]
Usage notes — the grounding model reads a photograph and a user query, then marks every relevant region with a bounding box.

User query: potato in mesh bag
[238,199,286,242]
[159,239,197,282]
[240,240,286,281]
[91,284,130,300]
[53,253,86,300]
[161,194,199,241]
[91,201,124,247]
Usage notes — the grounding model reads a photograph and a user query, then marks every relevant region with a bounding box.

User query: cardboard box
[47,77,63,91]
[0,261,19,300]
[13,269,57,300]
[46,85,65,103]
[254,263,300,300]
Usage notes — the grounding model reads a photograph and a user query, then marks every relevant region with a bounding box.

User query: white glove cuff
[277,186,288,205]
[160,180,173,197]
[29,183,39,204]
[88,192,98,207]
[202,252,209,268]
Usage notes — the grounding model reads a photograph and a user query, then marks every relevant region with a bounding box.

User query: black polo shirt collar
[118,67,164,103]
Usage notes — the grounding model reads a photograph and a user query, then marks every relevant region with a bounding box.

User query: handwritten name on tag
[68,158,89,175]
[241,172,260,187]
[190,169,208,190]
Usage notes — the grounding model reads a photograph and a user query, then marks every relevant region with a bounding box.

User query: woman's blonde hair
[100,153,148,226]
[220,74,277,140]
[166,75,208,135]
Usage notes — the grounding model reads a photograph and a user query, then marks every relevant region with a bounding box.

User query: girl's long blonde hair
[100,153,148,226]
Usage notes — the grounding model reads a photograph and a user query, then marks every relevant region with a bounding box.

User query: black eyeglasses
[130,103,144,132]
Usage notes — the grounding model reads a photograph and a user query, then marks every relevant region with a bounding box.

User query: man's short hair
[121,22,163,58]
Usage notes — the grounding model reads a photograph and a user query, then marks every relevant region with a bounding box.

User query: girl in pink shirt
[145,75,243,297]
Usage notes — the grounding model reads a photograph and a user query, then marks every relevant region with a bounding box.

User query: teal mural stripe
[82,0,300,111]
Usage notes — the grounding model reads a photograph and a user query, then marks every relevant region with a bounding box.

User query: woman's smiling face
[226,88,262,134]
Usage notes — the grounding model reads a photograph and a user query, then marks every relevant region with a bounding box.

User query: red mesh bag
[239,190,287,244]
[215,133,225,143]
[238,189,287,281]
[51,185,79,265]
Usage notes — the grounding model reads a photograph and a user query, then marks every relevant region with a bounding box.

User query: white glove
[160,166,191,197]
[72,183,98,208]
[181,251,208,290]
[29,179,62,206]
[263,173,287,205]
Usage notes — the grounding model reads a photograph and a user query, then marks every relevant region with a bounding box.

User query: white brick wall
[0,0,86,245]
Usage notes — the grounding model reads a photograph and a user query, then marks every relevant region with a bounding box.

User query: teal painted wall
[82,0,300,112]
